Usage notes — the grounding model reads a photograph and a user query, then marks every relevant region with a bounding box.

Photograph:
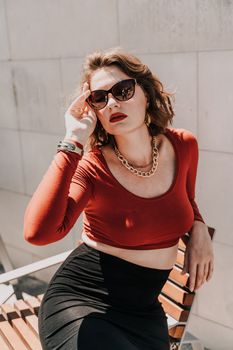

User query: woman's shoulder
[165,128,199,162]
[78,146,104,171]
[166,127,198,145]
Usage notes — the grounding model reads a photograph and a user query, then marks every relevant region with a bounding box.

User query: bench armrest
[0,250,72,284]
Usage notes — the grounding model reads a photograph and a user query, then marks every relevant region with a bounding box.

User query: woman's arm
[186,134,205,223]
[183,132,214,291]
[184,220,214,291]
[24,81,97,246]
[24,151,93,245]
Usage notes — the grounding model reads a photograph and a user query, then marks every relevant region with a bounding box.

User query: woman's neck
[113,127,155,167]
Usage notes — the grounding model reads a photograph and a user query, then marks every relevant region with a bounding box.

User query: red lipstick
[110,113,128,123]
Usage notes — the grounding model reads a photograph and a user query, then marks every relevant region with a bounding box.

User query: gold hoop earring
[145,113,151,127]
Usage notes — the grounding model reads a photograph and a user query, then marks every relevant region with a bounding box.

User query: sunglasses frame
[86,78,137,110]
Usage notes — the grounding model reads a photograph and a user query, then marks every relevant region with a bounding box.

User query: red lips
[110,113,128,122]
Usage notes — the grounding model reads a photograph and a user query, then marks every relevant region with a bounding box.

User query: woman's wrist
[64,132,87,148]
[189,220,209,237]
[193,219,205,227]
[64,132,87,147]
[63,138,84,150]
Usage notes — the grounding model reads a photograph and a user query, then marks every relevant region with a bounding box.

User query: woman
[24,47,214,350]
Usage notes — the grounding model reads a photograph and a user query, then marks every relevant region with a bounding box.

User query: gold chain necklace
[114,136,159,177]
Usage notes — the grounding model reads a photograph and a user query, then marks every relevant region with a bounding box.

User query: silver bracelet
[57,141,84,156]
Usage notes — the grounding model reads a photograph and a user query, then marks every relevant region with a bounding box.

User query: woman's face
[89,65,148,136]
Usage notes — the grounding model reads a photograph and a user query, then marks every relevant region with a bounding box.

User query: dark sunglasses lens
[88,91,107,109]
[113,79,135,101]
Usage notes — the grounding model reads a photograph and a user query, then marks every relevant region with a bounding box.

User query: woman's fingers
[206,259,214,281]
[188,260,213,291]
[181,249,189,275]
[188,261,197,292]
[183,224,214,292]
[68,82,91,117]
[64,81,97,145]
[82,105,97,124]
[185,247,206,291]
[194,263,206,290]
[202,263,209,284]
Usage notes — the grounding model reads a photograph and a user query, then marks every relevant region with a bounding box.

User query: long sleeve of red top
[185,132,205,224]
[24,151,92,245]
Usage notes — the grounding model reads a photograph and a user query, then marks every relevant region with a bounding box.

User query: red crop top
[24,128,205,249]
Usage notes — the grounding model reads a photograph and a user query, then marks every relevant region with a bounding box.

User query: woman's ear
[144,92,150,109]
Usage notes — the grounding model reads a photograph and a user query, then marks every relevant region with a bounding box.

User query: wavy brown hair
[78,47,175,149]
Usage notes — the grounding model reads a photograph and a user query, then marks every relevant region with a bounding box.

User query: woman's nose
[106,93,120,108]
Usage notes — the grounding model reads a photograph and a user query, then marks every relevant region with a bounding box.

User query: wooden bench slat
[0,333,11,350]
[25,315,39,336]
[162,280,194,306]
[169,324,185,339]
[0,321,28,350]
[159,294,189,322]
[176,249,185,267]
[0,304,19,322]
[14,300,33,319]
[36,295,44,303]
[0,311,6,322]
[24,298,40,316]
[12,318,42,350]
[178,238,186,251]
[169,265,189,287]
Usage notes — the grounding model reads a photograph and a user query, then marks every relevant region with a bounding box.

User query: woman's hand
[182,220,214,292]
[64,82,97,146]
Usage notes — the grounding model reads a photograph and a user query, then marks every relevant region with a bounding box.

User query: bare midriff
[81,231,178,270]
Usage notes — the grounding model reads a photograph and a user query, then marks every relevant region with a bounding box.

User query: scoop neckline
[95,128,179,201]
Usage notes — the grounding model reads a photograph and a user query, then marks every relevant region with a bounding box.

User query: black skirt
[38,243,172,350]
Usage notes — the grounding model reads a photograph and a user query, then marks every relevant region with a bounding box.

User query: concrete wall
[0,0,232,348]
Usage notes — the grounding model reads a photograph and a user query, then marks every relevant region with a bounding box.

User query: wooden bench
[0,226,215,350]
[0,295,42,349]
[164,226,215,349]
